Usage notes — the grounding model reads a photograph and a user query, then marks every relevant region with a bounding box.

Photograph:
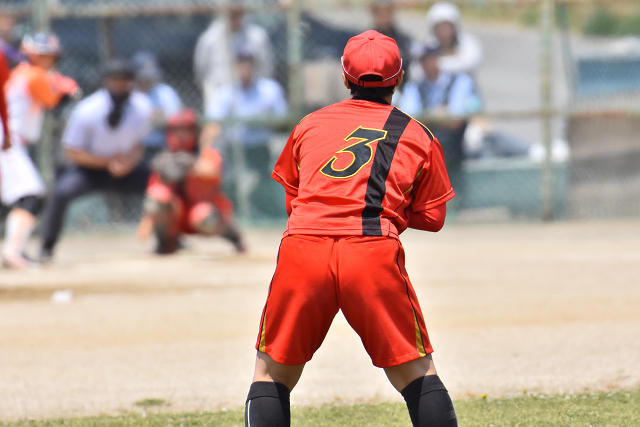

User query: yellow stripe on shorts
[258,311,268,353]
[413,308,427,357]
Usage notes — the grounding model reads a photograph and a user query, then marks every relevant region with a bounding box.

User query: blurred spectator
[39,59,153,263]
[398,45,481,118]
[201,47,287,215]
[398,45,481,210]
[464,118,531,160]
[370,0,412,85]
[136,109,245,255]
[413,1,482,79]
[132,51,182,162]
[0,32,79,269]
[193,4,273,111]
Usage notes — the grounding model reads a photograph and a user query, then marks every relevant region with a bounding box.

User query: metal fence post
[32,0,57,193]
[287,0,303,114]
[32,0,50,32]
[540,0,556,221]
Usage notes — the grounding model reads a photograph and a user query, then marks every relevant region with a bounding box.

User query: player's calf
[245,381,290,427]
[143,195,181,254]
[2,196,44,269]
[401,375,458,427]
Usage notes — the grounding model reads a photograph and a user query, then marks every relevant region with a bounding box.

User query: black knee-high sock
[245,381,290,427]
[401,375,458,427]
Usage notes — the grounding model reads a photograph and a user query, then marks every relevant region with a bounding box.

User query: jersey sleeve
[410,137,455,212]
[27,69,65,109]
[271,126,300,196]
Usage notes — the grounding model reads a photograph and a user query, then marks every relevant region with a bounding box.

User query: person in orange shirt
[0,32,78,269]
[136,109,245,254]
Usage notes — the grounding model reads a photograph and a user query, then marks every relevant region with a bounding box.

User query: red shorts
[255,234,433,368]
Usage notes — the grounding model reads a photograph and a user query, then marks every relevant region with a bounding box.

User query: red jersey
[272,97,454,238]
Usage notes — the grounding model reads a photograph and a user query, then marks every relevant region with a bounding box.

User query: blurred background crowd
[1,0,640,268]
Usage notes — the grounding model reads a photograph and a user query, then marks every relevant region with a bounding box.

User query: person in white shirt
[200,46,287,217]
[193,4,273,112]
[428,2,482,74]
[39,58,152,262]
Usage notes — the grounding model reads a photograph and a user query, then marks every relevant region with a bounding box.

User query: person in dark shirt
[370,0,413,85]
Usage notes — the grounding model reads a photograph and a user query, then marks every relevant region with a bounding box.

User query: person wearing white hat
[423,1,482,76]
[193,4,273,113]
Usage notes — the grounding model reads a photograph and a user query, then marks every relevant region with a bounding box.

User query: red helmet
[166,109,198,153]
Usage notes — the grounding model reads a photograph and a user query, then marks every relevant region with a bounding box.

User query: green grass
[5,390,640,426]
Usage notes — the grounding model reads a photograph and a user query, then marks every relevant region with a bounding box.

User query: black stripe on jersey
[362,108,412,235]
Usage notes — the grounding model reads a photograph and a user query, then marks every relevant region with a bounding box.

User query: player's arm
[407,137,455,232]
[272,126,301,216]
[104,143,144,178]
[200,86,232,148]
[28,70,78,109]
[285,191,295,217]
[407,203,446,232]
[65,147,110,169]
[193,147,222,179]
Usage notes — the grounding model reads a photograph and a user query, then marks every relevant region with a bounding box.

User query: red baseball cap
[341,30,403,88]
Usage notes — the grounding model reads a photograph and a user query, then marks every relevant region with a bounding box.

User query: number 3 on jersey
[320,127,388,179]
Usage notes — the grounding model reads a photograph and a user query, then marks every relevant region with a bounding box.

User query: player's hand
[1,133,10,151]
[51,73,82,99]
[107,155,132,178]
[193,157,220,179]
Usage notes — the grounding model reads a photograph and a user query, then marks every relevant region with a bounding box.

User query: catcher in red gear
[136,109,245,254]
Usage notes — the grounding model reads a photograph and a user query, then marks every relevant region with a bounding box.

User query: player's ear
[395,70,404,89]
[342,73,351,90]
[392,70,404,94]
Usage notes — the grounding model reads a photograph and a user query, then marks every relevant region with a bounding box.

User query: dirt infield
[1,219,640,421]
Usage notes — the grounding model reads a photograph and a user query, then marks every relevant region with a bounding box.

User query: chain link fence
[1,0,639,234]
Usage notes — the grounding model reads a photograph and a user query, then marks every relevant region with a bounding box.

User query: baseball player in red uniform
[244,31,457,427]
[136,109,245,254]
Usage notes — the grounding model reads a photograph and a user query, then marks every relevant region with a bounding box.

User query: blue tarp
[575,55,640,97]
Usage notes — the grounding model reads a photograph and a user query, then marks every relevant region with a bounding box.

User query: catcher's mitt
[151,151,197,184]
